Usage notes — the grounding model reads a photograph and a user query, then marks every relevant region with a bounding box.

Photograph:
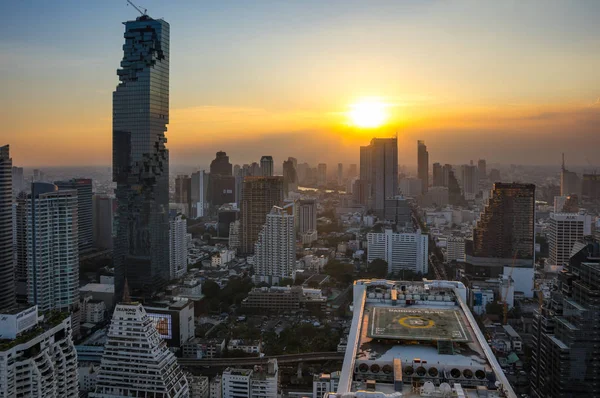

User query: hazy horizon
[2,0,600,168]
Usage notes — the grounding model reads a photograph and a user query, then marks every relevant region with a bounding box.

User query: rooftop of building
[80,283,114,293]
[337,279,515,398]
[0,311,69,352]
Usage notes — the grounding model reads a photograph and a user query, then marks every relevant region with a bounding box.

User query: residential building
[0,308,79,398]
[548,211,592,267]
[432,162,443,187]
[170,213,188,280]
[112,15,170,301]
[470,287,494,315]
[222,359,278,398]
[11,165,24,195]
[282,158,298,197]
[210,376,222,398]
[254,205,295,284]
[298,199,317,233]
[240,176,283,255]
[466,183,536,283]
[352,179,369,205]
[92,194,114,250]
[0,145,13,311]
[460,162,478,200]
[175,175,192,216]
[218,205,239,238]
[367,229,429,275]
[417,140,429,193]
[189,375,209,398]
[183,338,225,359]
[530,237,600,397]
[301,230,318,245]
[91,301,189,397]
[81,295,106,324]
[26,183,79,314]
[261,155,274,177]
[446,237,466,262]
[241,286,327,312]
[317,163,327,187]
[478,159,487,181]
[361,138,398,216]
[191,170,208,218]
[227,339,263,355]
[55,178,93,253]
[332,279,515,398]
[229,220,241,252]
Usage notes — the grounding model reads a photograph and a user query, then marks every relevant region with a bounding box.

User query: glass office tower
[113,15,170,300]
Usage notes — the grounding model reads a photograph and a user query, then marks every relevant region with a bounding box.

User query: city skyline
[2,0,600,167]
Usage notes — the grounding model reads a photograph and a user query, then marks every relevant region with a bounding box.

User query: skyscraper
[337,163,343,186]
[348,163,358,179]
[91,301,189,398]
[489,168,501,183]
[11,165,23,195]
[582,173,600,200]
[240,176,283,255]
[169,213,188,280]
[0,145,13,311]
[174,175,192,216]
[466,183,535,280]
[261,155,274,177]
[191,170,208,218]
[560,153,581,196]
[254,205,296,284]
[460,162,479,200]
[26,183,80,314]
[210,151,233,176]
[112,15,170,300]
[548,211,592,267]
[417,140,429,193]
[477,159,487,181]
[361,138,398,216]
[55,178,93,253]
[317,163,327,187]
[92,194,114,250]
[432,162,443,187]
[298,199,317,234]
[282,158,298,197]
[531,237,600,397]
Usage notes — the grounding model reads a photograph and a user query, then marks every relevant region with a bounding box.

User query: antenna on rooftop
[127,0,147,16]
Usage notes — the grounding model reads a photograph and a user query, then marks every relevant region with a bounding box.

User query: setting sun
[347,99,389,128]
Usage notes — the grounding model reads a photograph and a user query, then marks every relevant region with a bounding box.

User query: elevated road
[178,352,344,367]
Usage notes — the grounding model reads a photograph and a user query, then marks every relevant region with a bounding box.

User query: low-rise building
[301,230,318,245]
[81,295,106,325]
[241,286,327,313]
[227,339,262,355]
[183,338,226,359]
[313,371,340,398]
[222,359,278,398]
[189,374,210,398]
[79,283,115,309]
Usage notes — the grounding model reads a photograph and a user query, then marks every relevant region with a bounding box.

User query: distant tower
[91,302,189,397]
[298,199,317,233]
[477,159,487,181]
[169,214,187,280]
[282,158,298,197]
[261,156,274,177]
[55,178,93,253]
[560,153,581,196]
[337,163,344,186]
[362,138,398,217]
[0,145,14,311]
[417,140,429,193]
[317,163,327,187]
[432,162,443,187]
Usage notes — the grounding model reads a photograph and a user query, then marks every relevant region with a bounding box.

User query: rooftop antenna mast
[127,0,147,16]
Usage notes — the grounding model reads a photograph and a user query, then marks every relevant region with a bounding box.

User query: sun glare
[348,98,388,128]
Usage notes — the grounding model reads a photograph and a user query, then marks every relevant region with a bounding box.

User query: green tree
[202,280,220,299]
[486,302,504,316]
[368,259,388,278]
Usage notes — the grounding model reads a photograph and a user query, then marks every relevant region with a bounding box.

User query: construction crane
[127,0,147,16]
[501,250,519,325]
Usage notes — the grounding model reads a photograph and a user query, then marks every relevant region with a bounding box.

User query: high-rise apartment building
[169,213,188,280]
[92,194,114,250]
[477,159,487,181]
[191,170,208,218]
[367,229,429,275]
[352,179,369,205]
[240,176,283,255]
[282,158,298,197]
[112,15,170,300]
[0,308,79,397]
[361,138,398,216]
[11,166,24,196]
[531,237,600,398]
[417,140,429,193]
[0,145,13,311]
[254,205,296,284]
[91,301,189,398]
[297,162,309,185]
[298,199,317,234]
[26,183,80,314]
[55,178,93,253]
[466,183,535,281]
[337,163,343,186]
[446,237,466,262]
[548,211,592,267]
[560,154,581,196]
[210,151,232,176]
[460,162,479,200]
[175,175,192,216]
[317,163,327,187]
[261,155,274,177]
[14,192,28,304]
[432,162,443,187]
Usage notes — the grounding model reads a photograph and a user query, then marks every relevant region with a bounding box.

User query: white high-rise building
[0,307,79,398]
[367,229,429,274]
[298,199,317,234]
[191,170,208,218]
[222,359,278,398]
[548,211,593,266]
[91,301,189,398]
[26,182,79,314]
[254,205,295,284]
[446,237,466,262]
[170,213,188,280]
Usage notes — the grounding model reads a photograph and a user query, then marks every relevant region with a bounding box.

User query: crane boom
[127,0,147,16]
